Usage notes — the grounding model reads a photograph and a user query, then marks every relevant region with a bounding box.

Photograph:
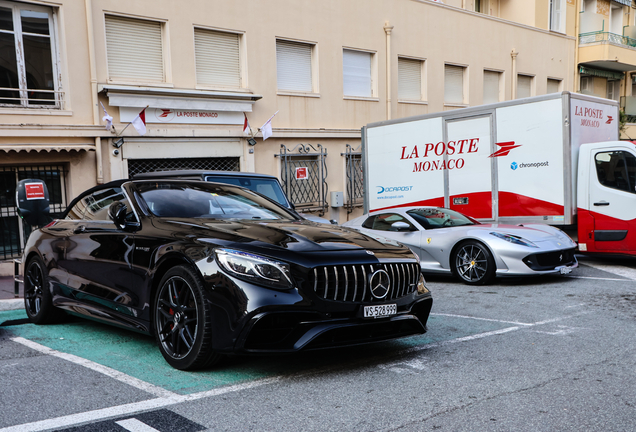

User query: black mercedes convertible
[17,179,432,370]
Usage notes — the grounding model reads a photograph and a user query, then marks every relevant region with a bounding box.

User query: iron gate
[0,165,67,260]
[277,144,328,214]
[342,144,363,213]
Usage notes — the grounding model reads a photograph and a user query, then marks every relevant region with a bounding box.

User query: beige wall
[0,0,580,269]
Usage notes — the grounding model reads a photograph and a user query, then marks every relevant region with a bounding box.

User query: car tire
[153,265,221,370]
[24,256,66,324]
[452,241,496,285]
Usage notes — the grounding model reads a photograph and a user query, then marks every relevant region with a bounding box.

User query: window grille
[127,157,240,177]
[342,144,363,213]
[0,164,67,260]
[277,144,328,214]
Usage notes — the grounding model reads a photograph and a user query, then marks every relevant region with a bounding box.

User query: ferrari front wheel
[452,241,496,285]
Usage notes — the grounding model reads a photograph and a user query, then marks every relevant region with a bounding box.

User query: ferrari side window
[362,216,375,229]
[371,213,414,231]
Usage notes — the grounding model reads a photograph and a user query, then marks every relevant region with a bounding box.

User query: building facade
[0,0,579,273]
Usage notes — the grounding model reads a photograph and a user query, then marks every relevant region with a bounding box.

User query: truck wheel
[153,265,221,370]
[24,256,66,324]
[452,241,496,285]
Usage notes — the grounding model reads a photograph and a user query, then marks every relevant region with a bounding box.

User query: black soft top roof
[133,170,278,180]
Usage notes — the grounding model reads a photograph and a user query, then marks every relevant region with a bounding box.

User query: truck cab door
[586,147,636,252]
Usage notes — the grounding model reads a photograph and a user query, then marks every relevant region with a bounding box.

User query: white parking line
[1,313,577,432]
[115,418,161,432]
[11,337,176,398]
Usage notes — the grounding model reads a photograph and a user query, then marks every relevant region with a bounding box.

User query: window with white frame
[195,28,241,88]
[517,74,533,99]
[483,70,501,104]
[607,79,620,101]
[444,64,466,105]
[0,2,59,107]
[343,49,373,98]
[550,0,564,32]
[276,39,314,93]
[547,78,561,94]
[105,15,165,83]
[398,57,424,101]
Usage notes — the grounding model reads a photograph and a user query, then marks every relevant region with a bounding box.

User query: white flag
[131,108,147,135]
[260,111,279,141]
[100,102,113,131]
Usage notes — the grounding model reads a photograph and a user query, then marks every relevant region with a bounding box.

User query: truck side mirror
[15,179,51,227]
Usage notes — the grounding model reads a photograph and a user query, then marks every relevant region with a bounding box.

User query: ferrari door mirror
[108,201,128,230]
[15,179,51,227]
[391,221,412,232]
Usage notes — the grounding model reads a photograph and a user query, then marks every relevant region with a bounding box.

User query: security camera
[113,149,120,156]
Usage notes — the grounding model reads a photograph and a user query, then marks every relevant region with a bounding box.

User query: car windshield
[406,208,477,229]
[204,175,289,207]
[136,182,296,221]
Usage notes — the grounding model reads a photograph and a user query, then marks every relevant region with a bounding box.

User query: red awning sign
[295,167,308,180]
[25,183,45,200]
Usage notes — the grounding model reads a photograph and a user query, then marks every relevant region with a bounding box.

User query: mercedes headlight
[215,248,294,290]
[489,232,538,248]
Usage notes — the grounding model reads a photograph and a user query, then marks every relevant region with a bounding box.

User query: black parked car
[18,179,432,370]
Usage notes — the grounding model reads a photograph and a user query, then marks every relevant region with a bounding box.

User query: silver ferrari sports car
[342,207,578,285]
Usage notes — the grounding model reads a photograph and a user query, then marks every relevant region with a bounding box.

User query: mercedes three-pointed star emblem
[369,269,391,299]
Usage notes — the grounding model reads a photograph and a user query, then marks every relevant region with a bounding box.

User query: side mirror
[390,221,413,232]
[15,179,51,227]
[108,201,129,230]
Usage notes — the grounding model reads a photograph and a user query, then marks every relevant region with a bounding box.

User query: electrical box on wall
[330,191,344,207]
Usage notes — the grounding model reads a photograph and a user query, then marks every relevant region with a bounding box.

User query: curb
[0,299,23,311]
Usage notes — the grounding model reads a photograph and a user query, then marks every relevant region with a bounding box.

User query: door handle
[593,202,610,206]
[73,225,86,234]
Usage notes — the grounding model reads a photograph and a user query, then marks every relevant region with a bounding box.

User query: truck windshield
[407,208,477,229]
[204,175,289,208]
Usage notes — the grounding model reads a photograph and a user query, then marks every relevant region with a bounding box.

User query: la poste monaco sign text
[120,107,243,125]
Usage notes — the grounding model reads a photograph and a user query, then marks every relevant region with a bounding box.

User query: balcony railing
[579,31,636,48]
[0,87,65,109]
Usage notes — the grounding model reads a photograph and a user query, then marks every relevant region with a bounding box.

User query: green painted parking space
[0,309,512,395]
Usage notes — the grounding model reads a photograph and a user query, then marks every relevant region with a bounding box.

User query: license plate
[364,304,397,318]
[559,266,572,275]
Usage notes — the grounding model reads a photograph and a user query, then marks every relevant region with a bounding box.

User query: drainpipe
[85,0,103,184]
[574,0,581,92]
[384,22,394,120]
[511,49,518,99]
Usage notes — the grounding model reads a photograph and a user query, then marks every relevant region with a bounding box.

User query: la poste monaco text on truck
[362,91,636,255]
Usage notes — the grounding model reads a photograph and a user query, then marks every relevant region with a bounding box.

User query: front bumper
[234,295,433,353]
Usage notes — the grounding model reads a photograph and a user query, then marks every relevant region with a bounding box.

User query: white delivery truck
[362,91,636,255]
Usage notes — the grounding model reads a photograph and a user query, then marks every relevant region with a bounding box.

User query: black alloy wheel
[24,256,65,324]
[153,265,220,370]
[453,241,496,285]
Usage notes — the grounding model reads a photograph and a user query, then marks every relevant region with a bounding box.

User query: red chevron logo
[488,141,521,158]
[606,116,614,124]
